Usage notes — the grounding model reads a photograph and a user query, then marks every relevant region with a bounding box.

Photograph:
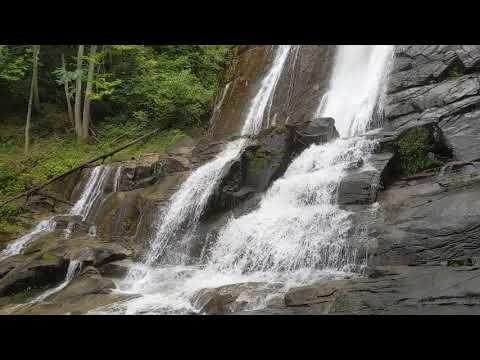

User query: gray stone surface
[386,45,480,162]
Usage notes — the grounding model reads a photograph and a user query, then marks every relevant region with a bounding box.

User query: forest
[0,45,235,235]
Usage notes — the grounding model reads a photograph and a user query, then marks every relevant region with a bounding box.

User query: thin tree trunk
[24,52,36,155]
[32,45,40,112]
[81,45,97,139]
[61,53,74,126]
[74,45,84,138]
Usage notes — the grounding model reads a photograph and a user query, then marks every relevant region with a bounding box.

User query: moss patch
[10,286,45,304]
[41,252,61,262]
[245,149,271,171]
[397,127,444,176]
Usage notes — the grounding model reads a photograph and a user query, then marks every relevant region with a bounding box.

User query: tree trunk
[61,53,74,126]
[24,50,36,155]
[74,45,84,138]
[81,45,97,139]
[32,45,40,113]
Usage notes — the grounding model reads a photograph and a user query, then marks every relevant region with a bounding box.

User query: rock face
[210,45,336,141]
[372,160,480,266]
[385,45,480,162]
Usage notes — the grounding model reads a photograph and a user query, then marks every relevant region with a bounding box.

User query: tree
[74,45,84,138]
[60,53,74,125]
[24,45,40,154]
[81,45,97,139]
[32,45,40,112]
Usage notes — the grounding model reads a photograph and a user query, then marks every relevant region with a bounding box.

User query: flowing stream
[95,45,395,315]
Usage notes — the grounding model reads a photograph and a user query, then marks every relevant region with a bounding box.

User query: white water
[142,45,294,266]
[242,45,292,135]
[28,260,82,304]
[0,165,113,260]
[95,45,395,315]
[64,165,112,239]
[206,46,395,276]
[0,219,56,261]
[104,46,294,313]
[113,165,123,193]
[69,165,112,221]
[210,82,231,127]
[315,45,394,137]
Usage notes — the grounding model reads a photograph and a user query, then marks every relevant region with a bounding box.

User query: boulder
[0,254,67,298]
[192,282,283,315]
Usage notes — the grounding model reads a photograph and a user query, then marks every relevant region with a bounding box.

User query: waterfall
[207,46,395,277]
[242,45,293,135]
[0,164,113,260]
[209,82,231,127]
[64,165,112,239]
[69,165,112,221]
[28,260,82,304]
[142,45,294,266]
[113,165,123,193]
[95,45,395,315]
[0,219,56,261]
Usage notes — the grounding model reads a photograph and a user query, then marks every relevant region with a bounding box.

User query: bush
[397,127,444,176]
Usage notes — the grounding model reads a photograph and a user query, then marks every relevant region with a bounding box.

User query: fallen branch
[0,128,162,209]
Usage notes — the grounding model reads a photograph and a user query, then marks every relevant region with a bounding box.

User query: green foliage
[397,127,444,176]
[448,64,464,79]
[105,45,234,129]
[0,219,23,235]
[0,45,234,235]
[0,45,29,82]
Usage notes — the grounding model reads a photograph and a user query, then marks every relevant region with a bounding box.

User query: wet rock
[337,170,378,205]
[98,260,130,279]
[49,272,115,303]
[210,46,336,142]
[205,118,339,217]
[290,117,339,148]
[64,242,132,267]
[192,282,283,315]
[0,254,67,297]
[53,215,92,237]
[372,166,480,266]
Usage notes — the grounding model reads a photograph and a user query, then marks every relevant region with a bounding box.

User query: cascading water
[28,260,82,304]
[69,165,112,221]
[94,45,394,315]
[64,164,112,238]
[139,45,294,267]
[113,165,123,193]
[242,45,293,135]
[0,219,56,261]
[100,46,294,314]
[207,46,395,277]
[0,164,114,261]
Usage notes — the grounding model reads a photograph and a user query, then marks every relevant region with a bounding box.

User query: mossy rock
[395,126,450,177]
[42,252,61,262]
